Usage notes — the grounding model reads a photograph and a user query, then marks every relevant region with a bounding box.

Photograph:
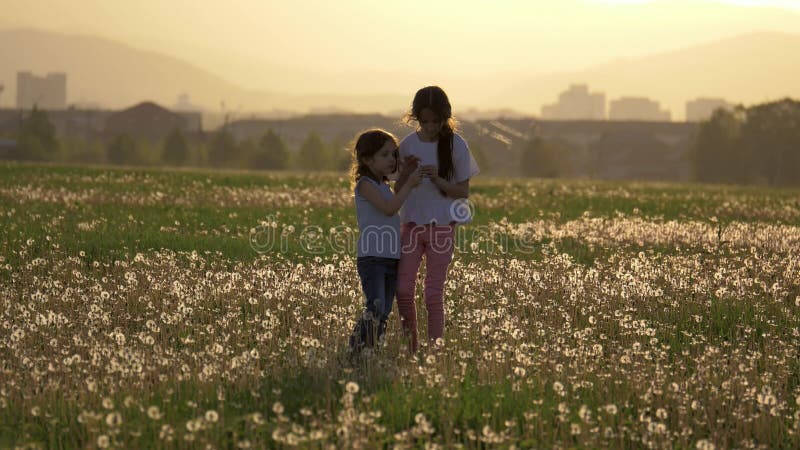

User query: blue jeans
[356,256,399,338]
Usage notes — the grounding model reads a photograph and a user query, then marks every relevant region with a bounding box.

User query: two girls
[350,86,480,352]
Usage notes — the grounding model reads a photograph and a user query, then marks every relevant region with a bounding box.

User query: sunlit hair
[403,85,459,183]
[348,128,399,191]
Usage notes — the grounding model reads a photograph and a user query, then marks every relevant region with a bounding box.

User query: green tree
[17,106,59,161]
[251,129,289,170]
[741,98,800,186]
[106,134,140,166]
[296,131,327,171]
[328,134,351,172]
[520,137,570,178]
[162,128,190,166]
[207,128,240,167]
[61,136,105,164]
[691,108,746,183]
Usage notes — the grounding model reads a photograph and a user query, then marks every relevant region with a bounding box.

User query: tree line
[690,99,800,186]
[516,98,799,186]
[1,108,352,172]
[5,99,798,185]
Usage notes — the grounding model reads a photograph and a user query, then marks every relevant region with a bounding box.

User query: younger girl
[349,129,422,350]
[395,86,480,352]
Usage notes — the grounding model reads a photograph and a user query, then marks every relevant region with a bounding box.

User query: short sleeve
[452,134,480,183]
[389,134,413,181]
[354,176,377,197]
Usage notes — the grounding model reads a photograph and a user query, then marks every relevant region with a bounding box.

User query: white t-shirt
[398,131,480,225]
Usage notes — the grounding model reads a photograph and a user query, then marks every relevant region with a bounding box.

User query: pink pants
[396,222,456,352]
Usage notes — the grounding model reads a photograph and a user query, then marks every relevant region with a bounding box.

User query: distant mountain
[2,28,799,120]
[0,28,405,113]
[494,32,800,120]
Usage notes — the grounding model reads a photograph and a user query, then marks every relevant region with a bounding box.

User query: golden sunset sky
[2,0,799,116]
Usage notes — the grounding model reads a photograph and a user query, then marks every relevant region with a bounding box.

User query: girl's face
[364,140,398,177]
[417,108,444,142]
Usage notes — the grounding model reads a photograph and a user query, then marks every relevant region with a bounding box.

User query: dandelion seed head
[105,411,122,427]
[147,406,162,420]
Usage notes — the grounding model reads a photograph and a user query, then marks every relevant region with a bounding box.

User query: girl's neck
[416,130,439,143]
[361,169,383,183]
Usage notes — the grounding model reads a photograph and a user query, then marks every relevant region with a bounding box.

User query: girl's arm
[395,155,420,193]
[432,178,470,198]
[358,169,422,216]
[422,166,471,198]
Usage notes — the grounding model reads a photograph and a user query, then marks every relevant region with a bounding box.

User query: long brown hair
[348,128,399,191]
[403,85,459,183]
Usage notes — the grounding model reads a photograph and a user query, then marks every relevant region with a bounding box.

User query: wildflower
[205,410,219,423]
[186,419,201,432]
[159,425,174,441]
[696,439,716,450]
[105,412,122,427]
[604,404,618,415]
[102,397,114,410]
[345,381,359,394]
[97,435,110,448]
[757,393,777,406]
[147,406,162,420]
[656,408,668,420]
[579,405,591,422]
[272,402,285,415]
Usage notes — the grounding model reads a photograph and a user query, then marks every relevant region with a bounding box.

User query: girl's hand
[407,167,423,187]
[399,155,420,177]
[420,165,438,180]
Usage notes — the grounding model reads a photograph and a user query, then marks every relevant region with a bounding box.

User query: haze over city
[2,0,800,119]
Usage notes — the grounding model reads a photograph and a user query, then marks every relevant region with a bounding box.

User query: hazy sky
[2,0,800,115]
[3,0,799,80]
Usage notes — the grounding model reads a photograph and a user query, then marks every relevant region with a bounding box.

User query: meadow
[1,162,799,449]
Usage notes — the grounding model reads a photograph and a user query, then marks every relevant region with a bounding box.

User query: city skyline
[3,71,734,124]
[1,0,799,118]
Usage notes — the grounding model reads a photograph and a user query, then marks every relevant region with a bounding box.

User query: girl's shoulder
[399,131,419,147]
[452,133,470,154]
[354,175,384,194]
[355,175,379,187]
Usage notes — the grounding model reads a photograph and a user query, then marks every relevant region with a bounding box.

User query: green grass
[1,162,799,449]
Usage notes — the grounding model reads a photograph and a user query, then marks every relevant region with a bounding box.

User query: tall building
[685,98,733,122]
[16,72,67,110]
[609,97,670,121]
[541,84,606,120]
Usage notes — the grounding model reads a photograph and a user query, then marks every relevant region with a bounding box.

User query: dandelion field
[1,163,799,449]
